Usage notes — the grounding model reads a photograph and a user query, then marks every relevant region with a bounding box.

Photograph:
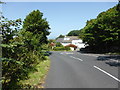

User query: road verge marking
[70,56,83,61]
[94,65,120,82]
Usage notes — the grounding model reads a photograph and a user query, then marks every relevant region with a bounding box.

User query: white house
[56,36,85,51]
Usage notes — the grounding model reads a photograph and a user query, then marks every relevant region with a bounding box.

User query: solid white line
[66,53,73,54]
[60,53,63,55]
[70,56,83,61]
[94,65,120,82]
[82,54,98,57]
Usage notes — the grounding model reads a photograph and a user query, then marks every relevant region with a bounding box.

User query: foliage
[23,10,50,44]
[56,34,65,40]
[82,4,120,53]
[78,29,85,39]
[48,39,55,43]
[67,30,81,36]
[55,42,63,47]
[53,46,70,51]
[67,29,84,39]
[20,59,50,88]
[1,10,50,89]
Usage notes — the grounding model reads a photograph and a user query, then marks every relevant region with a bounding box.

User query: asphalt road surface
[45,51,120,88]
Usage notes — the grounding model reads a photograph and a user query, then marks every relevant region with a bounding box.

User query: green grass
[21,57,50,88]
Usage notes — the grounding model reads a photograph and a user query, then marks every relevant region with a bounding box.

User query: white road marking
[60,53,63,55]
[82,54,98,57]
[70,56,83,61]
[94,65,120,82]
[66,53,74,54]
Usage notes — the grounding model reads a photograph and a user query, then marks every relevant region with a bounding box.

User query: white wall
[72,39,85,49]
[70,47,74,51]
[61,39,85,51]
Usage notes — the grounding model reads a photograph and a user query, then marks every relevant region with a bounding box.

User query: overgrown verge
[20,57,50,88]
[1,10,50,89]
[53,46,70,51]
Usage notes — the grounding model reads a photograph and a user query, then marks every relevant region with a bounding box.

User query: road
[45,51,119,88]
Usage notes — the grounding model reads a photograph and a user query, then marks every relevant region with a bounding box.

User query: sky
[2,2,118,39]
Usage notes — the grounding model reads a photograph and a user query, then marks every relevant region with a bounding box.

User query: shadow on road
[97,55,120,67]
[77,47,120,67]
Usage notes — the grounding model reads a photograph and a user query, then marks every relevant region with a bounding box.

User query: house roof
[56,36,80,43]
[49,42,56,46]
[65,44,77,48]
[56,38,64,43]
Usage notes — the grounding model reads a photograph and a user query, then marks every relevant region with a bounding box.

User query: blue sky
[2,2,118,39]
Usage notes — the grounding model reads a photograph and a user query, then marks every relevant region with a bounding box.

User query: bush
[1,10,50,89]
[53,46,70,51]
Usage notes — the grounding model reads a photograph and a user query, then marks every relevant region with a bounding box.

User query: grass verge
[21,56,50,88]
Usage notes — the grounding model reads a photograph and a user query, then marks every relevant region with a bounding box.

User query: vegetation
[53,42,70,51]
[56,34,65,40]
[81,4,120,53]
[53,46,70,51]
[67,30,81,36]
[20,58,50,88]
[1,10,50,89]
[1,2,120,89]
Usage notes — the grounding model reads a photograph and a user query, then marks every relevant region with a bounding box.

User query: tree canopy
[67,30,80,36]
[82,4,120,53]
[23,10,50,44]
[56,34,65,40]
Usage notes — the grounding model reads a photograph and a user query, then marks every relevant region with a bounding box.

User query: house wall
[59,37,85,51]
[72,40,85,49]
[70,47,75,51]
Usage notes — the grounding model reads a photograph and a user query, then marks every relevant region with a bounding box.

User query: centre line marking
[70,56,83,61]
[94,65,120,82]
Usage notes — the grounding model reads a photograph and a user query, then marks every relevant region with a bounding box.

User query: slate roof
[56,38,64,43]
[56,36,79,43]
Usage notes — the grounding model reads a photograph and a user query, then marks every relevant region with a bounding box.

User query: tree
[78,29,85,39]
[67,30,80,36]
[82,4,120,53]
[56,34,65,39]
[1,10,51,89]
[23,10,50,44]
[58,34,65,38]
[1,16,24,89]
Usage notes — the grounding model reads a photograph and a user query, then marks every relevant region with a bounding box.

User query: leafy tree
[82,4,120,53]
[56,34,65,40]
[1,16,24,89]
[78,29,85,39]
[1,10,50,89]
[67,30,80,36]
[67,30,84,39]
[48,39,55,43]
[56,42,63,47]
[23,10,50,44]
